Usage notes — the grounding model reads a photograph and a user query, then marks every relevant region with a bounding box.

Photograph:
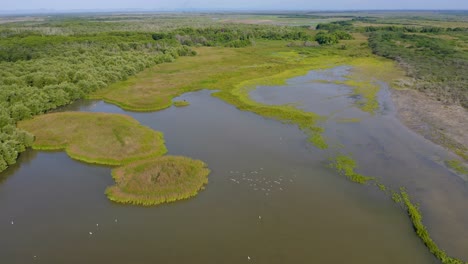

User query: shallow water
[0,68,462,263]
[251,66,468,261]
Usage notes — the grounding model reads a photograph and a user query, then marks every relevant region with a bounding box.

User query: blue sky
[2,0,468,11]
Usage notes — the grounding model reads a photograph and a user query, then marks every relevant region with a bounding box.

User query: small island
[18,112,210,206]
[106,156,210,206]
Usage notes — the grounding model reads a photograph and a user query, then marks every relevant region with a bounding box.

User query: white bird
[248,256,251,260]
[115,219,118,223]
[89,232,93,235]
[96,224,99,227]
[258,216,262,219]
[11,221,14,225]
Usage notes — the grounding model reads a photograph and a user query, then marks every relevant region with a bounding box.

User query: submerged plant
[173,100,190,107]
[329,155,373,184]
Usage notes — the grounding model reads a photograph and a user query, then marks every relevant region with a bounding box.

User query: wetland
[0,11,467,264]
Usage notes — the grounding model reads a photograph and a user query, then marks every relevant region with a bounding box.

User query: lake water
[1,67,466,263]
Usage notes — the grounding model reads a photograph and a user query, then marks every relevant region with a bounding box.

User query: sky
[2,0,468,11]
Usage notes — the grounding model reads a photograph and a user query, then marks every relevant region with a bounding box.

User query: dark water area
[0,68,461,263]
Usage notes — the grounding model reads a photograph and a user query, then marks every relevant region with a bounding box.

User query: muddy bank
[391,88,468,161]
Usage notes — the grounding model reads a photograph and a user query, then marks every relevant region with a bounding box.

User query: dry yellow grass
[18,112,167,165]
[106,156,210,206]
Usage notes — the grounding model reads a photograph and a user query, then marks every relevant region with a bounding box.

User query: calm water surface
[2,67,465,263]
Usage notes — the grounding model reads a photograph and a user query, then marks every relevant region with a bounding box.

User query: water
[2,67,464,263]
[251,66,468,261]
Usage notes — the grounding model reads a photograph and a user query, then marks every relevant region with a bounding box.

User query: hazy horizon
[2,0,468,12]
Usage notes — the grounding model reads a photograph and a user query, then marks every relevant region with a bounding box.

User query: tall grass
[18,112,167,166]
[106,156,210,206]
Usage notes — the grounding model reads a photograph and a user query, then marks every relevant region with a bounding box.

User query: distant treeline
[153,26,314,47]
[314,21,354,45]
[362,25,467,33]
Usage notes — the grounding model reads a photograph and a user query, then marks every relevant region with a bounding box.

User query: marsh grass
[330,154,466,263]
[173,100,190,107]
[329,155,374,184]
[445,159,468,176]
[18,112,167,165]
[398,189,465,264]
[106,156,210,206]
[329,152,466,263]
[90,39,404,149]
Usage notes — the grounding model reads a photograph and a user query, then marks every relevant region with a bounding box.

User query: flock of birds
[8,168,299,262]
[228,167,296,196]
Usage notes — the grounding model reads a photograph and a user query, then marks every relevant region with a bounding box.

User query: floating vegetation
[173,100,190,107]
[376,183,387,192]
[329,155,374,184]
[106,156,210,206]
[338,79,380,114]
[330,153,466,263]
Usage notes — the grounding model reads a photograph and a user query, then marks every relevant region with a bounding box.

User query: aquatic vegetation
[392,191,403,203]
[18,112,167,165]
[173,100,190,107]
[331,154,466,263]
[398,189,465,264]
[340,79,380,114]
[90,37,404,149]
[106,156,210,206]
[376,183,387,192]
[445,159,468,176]
[329,155,374,184]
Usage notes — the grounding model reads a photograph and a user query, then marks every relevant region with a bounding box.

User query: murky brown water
[1,67,465,263]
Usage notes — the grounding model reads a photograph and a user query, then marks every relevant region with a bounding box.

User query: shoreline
[390,88,468,163]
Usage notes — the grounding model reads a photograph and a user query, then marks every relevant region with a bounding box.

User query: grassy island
[18,112,211,206]
[18,112,167,165]
[106,156,210,206]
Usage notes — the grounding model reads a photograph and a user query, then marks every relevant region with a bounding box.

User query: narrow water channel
[2,67,464,263]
